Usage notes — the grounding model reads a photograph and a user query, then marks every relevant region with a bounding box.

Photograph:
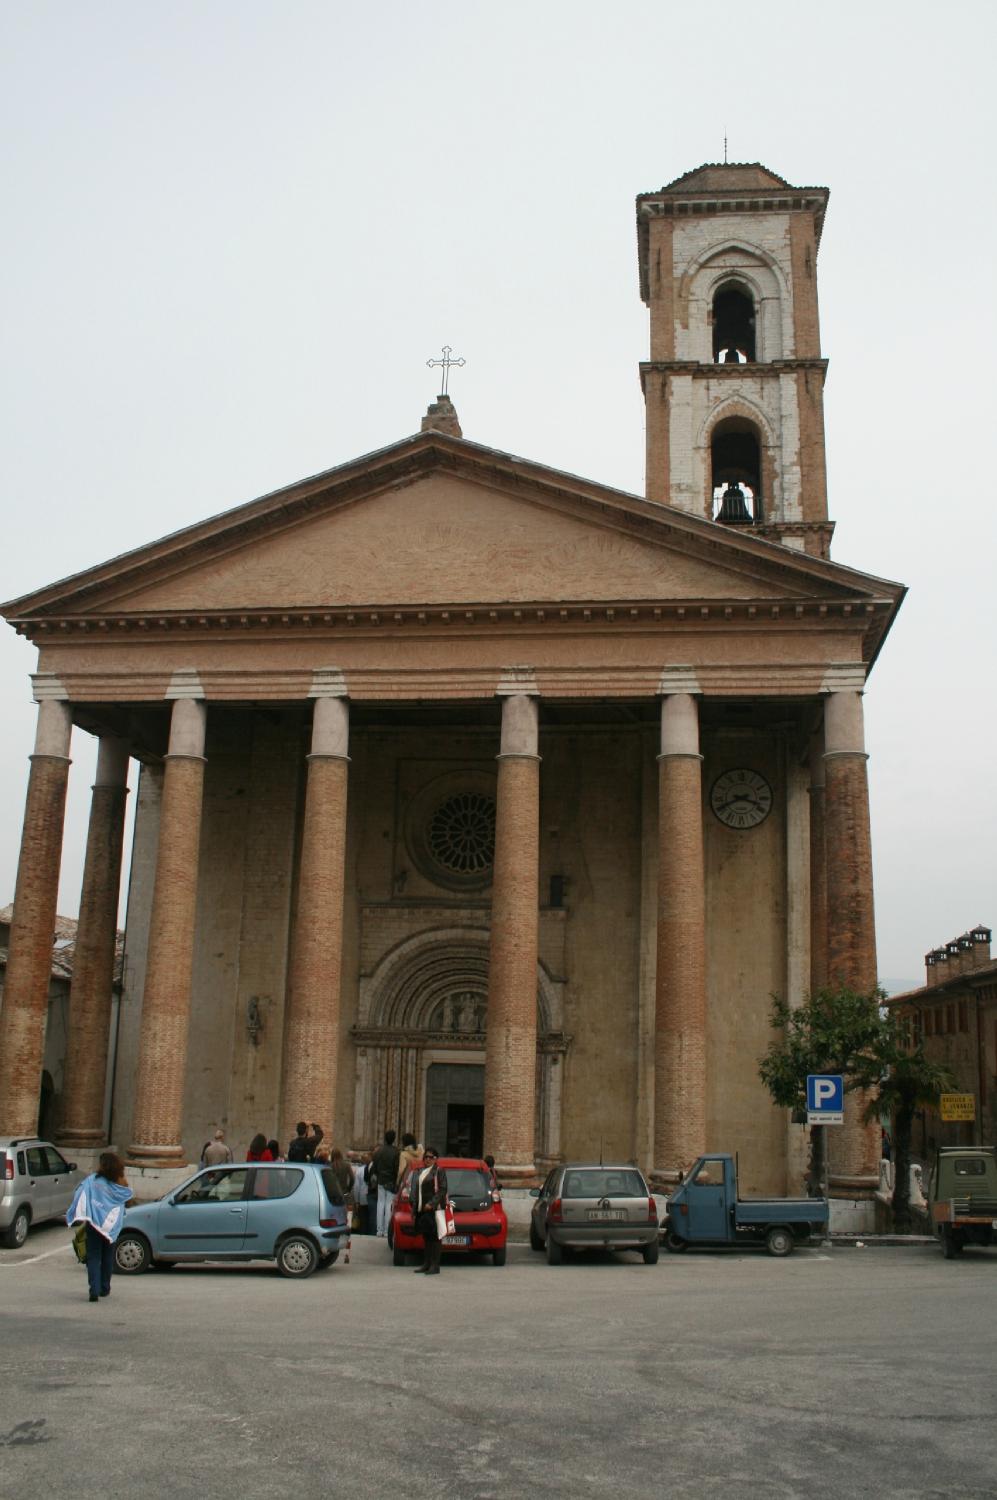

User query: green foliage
[757,985,886,1110]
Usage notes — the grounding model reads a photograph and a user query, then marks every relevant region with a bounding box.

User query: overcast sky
[2,1,995,990]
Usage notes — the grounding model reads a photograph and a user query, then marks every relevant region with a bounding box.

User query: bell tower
[637,163,833,557]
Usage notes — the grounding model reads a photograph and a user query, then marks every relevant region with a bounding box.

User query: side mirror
[677,1170,685,1184]
[529,1187,540,1198]
[68,1162,77,1172]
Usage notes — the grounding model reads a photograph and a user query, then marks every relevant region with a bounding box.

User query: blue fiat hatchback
[114,1161,349,1278]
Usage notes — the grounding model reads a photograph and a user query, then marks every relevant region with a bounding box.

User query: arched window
[711,417,762,524]
[712,282,756,363]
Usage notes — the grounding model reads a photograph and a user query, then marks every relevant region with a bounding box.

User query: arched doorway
[350,928,568,1164]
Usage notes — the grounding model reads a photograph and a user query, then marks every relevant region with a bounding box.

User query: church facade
[0,164,904,1195]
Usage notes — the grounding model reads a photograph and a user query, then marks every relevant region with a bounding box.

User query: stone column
[127,698,207,1166]
[58,736,130,1148]
[823,681,880,1185]
[808,728,828,994]
[652,688,707,1185]
[281,690,349,1138]
[484,692,540,1183]
[0,699,73,1135]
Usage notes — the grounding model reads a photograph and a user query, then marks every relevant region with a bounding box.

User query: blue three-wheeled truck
[663,1154,829,1256]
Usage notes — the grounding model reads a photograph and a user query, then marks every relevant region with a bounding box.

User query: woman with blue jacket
[66,1152,133,1303]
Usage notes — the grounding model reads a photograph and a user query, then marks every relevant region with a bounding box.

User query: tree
[861,1015,953,1232]
[759,987,954,1228]
[758,986,886,1199]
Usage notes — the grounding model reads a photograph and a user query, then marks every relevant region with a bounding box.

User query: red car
[390,1157,508,1266]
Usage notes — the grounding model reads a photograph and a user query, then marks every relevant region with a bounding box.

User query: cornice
[15,594,892,642]
[639,359,828,378]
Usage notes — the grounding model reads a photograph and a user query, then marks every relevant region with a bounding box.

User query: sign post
[806,1074,843,1244]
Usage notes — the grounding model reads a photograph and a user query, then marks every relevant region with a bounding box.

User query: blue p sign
[806,1074,843,1113]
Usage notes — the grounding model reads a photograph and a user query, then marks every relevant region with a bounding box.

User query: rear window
[953,1158,987,1177]
[561,1169,647,1199]
[251,1167,303,1200]
[321,1168,345,1205]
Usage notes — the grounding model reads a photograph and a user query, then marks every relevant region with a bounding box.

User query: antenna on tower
[723,130,728,165]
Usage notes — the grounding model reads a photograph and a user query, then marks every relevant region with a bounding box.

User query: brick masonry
[128,753,206,1164]
[654,753,706,1179]
[0,754,71,1135]
[281,753,349,1139]
[58,778,128,1144]
[484,753,540,1177]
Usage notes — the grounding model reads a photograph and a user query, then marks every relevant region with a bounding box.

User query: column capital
[308,666,348,699]
[165,668,205,700]
[657,665,702,697]
[30,672,69,702]
[820,662,866,695]
[496,666,539,697]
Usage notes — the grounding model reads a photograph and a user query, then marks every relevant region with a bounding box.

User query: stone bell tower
[637,163,834,558]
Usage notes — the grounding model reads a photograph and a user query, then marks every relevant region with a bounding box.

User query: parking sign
[806,1073,843,1125]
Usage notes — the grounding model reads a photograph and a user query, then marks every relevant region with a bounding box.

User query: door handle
[229,1208,243,1214]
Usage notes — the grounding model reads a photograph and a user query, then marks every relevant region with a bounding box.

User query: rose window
[427,792,496,877]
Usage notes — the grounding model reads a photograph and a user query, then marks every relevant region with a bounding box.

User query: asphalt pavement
[1,1224,995,1500]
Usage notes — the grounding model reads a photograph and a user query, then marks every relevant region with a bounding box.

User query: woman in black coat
[410,1146,448,1276]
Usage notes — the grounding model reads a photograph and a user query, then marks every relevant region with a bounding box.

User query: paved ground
[1,1225,995,1500]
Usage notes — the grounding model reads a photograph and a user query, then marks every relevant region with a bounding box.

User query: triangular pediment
[1,433,902,624]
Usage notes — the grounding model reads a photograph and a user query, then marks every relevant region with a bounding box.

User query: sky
[1,0,995,991]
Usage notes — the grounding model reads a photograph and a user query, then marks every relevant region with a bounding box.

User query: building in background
[889,925,996,1153]
[0,164,904,1197]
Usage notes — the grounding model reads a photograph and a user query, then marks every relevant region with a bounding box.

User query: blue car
[114,1161,349,1279]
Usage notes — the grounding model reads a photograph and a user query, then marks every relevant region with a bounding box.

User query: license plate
[442,1234,471,1246]
[587,1210,625,1222]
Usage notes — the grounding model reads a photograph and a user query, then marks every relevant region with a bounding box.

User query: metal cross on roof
[426,344,465,396]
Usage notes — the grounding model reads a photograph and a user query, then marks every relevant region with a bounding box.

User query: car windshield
[952,1158,986,1177]
[446,1168,492,1201]
[561,1169,646,1199]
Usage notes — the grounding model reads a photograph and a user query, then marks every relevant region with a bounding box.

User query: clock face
[710,768,773,829]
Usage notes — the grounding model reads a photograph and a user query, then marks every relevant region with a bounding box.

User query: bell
[716,482,753,524]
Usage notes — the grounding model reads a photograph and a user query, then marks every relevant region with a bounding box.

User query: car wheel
[115,1231,152,1274]
[387,1223,394,1250]
[529,1220,543,1252]
[276,1234,319,1278]
[2,1206,30,1249]
[941,1228,962,1260]
[642,1239,660,1265]
[392,1243,407,1267]
[492,1246,507,1266]
[765,1226,793,1258]
[546,1235,563,1266]
[665,1231,687,1253]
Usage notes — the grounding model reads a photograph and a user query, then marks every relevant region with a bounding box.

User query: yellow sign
[940,1093,976,1122]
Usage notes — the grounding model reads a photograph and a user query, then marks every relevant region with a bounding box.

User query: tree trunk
[891,1103,914,1233]
[806,1124,827,1199]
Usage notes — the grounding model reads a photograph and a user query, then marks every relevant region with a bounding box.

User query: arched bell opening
[712,281,756,363]
[711,417,762,524]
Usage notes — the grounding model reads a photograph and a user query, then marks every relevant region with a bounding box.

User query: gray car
[529,1163,660,1265]
[0,1137,82,1248]
[114,1160,350,1278]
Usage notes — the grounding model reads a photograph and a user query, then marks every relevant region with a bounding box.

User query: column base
[828,1173,879,1198]
[493,1161,539,1189]
[126,1143,189,1169]
[649,1167,684,1192]
[56,1128,108,1151]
